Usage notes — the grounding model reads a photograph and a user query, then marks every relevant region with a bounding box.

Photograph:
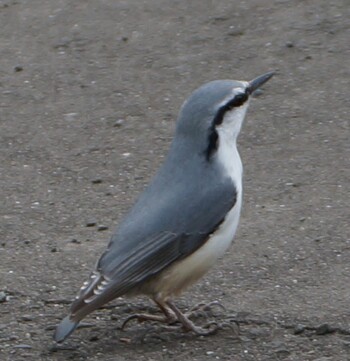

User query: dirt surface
[1,0,349,360]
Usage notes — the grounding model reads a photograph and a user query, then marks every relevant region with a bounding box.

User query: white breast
[150,179,242,299]
[198,121,244,264]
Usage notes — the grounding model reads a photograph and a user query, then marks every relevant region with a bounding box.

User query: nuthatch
[54,72,274,342]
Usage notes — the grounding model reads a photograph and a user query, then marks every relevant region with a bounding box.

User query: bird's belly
[145,193,242,299]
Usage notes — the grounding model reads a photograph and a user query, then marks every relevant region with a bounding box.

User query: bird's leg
[154,299,178,324]
[121,299,177,330]
[165,299,219,336]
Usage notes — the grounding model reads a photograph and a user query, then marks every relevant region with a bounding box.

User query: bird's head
[174,72,274,160]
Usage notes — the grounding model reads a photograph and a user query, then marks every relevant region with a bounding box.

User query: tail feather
[54,316,79,343]
[53,272,113,343]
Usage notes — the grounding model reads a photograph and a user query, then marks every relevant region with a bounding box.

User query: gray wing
[68,155,237,321]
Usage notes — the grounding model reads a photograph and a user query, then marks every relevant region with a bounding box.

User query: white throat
[215,102,248,190]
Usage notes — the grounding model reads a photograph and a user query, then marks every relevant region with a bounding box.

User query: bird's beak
[247,71,275,95]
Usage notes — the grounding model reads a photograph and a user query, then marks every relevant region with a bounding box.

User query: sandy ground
[0,0,349,360]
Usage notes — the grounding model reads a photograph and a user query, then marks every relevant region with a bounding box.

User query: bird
[54,71,274,343]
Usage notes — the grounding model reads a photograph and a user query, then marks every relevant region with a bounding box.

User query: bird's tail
[53,270,117,343]
[53,316,79,343]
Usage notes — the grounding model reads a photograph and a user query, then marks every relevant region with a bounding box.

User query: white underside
[152,190,242,298]
[148,103,247,299]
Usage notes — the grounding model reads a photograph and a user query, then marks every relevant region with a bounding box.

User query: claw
[218,321,240,335]
[187,300,226,319]
[180,320,218,335]
[201,321,220,335]
[188,302,207,312]
[203,300,226,313]
[190,321,239,336]
[121,314,144,330]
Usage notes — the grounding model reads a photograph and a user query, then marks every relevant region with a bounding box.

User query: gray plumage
[54,74,273,342]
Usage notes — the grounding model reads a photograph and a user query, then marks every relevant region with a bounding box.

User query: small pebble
[294,324,305,335]
[89,335,99,342]
[45,325,56,331]
[70,238,81,244]
[252,88,263,97]
[88,146,100,152]
[227,29,244,37]
[0,291,7,303]
[20,315,34,322]
[342,340,350,347]
[14,65,23,72]
[119,337,131,344]
[49,344,79,352]
[53,37,71,49]
[86,221,97,227]
[91,178,103,184]
[315,323,334,335]
[285,41,294,48]
[97,225,108,231]
[113,119,125,127]
[64,113,78,121]
[13,344,32,349]
[51,247,57,253]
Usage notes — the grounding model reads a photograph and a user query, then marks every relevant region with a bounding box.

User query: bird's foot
[186,300,226,319]
[165,299,239,336]
[182,320,219,335]
[121,312,177,330]
[166,299,228,336]
[181,318,239,336]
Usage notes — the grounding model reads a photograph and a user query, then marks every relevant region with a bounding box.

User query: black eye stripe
[205,126,218,161]
[205,90,249,161]
[213,91,249,127]
[224,92,248,111]
[212,108,226,127]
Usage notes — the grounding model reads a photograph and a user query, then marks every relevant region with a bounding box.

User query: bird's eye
[235,93,248,106]
[225,93,248,111]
